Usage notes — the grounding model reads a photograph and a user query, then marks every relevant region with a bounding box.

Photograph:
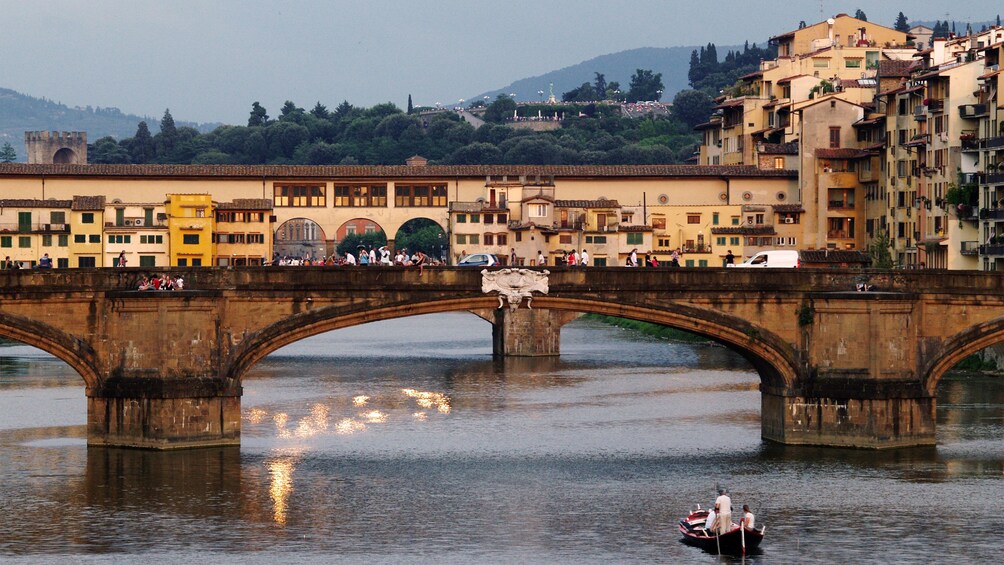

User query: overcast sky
[3,1,1001,125]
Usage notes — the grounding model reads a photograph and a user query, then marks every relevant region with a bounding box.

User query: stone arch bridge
[1,267,1001,450]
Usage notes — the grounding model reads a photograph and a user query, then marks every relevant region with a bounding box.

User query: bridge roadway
[2,266,1003,450]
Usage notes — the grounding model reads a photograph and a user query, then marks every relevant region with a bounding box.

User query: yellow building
[0,199,72,268]
[70,196,105,268]
[214,199,274,266]
[166,194,214,267]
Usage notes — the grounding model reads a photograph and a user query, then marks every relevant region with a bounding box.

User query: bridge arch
[0,311,100,390]
[224,296,799,392]
[922,316,1004,395]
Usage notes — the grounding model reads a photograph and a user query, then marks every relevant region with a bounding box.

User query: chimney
[405,155,428,166]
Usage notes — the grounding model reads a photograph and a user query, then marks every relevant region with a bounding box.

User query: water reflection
[0,313,1001,561]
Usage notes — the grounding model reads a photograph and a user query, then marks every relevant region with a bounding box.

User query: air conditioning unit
[134,218,144,226]
[124,220,134,226]
[784,218,795,224]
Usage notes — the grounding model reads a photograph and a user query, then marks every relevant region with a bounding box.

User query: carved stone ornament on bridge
[481,268,550,311]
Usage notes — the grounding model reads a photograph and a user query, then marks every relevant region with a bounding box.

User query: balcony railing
[961,240,980,255]
[988,172,1004,184]
[926,98,944,112]
[979,244,1004,256]
[986,136,1004,149]
[959,103,988,119]
[961,137,981,151]
[0,222,70,233]
[980,208,1004,220]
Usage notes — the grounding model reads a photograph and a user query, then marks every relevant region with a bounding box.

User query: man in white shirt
[715,489,732,534]
[537,251,545,266]
[580,249,589,266]
[704,506,718,536]
[344,252,356,266]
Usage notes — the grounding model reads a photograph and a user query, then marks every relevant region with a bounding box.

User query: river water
[0,313,1001,563]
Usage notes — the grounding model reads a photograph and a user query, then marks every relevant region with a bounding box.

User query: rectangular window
[497,213,507,224]
[687,214,701,224]
[333,184,388,207]
[626,233,643,245]
[18,236,30,248]
[178,258,188,267]
[652,217,666,230]
[559,235,572,244]
[88,235,100,243]
[730,237,740,245]
[468,234,479,244]
[78,257,96,268]
[685,259,695,267]
[484,234,494,246]
[140,256,156,267]
[145,208,154,225]
[845,59,861,68]
[192,258,202,267]
[515,232,522,242]
[712,213,719,225]
[81,213,94,224]
[116,208,125,226]
[829,127,841,148]
[456,234,467,245]
[273,184,326,207]
[774,157,784,169]
[57,258,68,268]
[470,214,480,223]
[594,258,607,267]
[731,216,740,225]
[395,185,447,207]
[42,235,52,247]
[813,58,829,68]
[58,235,68,247]
[592,236,607,244]
[74,234,86,243]
[183,234,200,245]
[497,234,507,245]
[717,237,726,246]
[483,214,494,225]
[18,212,32,232]
[529,204,548,217]
[248,233,264,244]
[0,236,10,248]
[50,211,66,224]
[456,214,467,223]
[698,260,708,267]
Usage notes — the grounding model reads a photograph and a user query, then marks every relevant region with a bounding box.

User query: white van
[728,250,800,268]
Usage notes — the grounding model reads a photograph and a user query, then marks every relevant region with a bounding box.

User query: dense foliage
[90,96,702,166]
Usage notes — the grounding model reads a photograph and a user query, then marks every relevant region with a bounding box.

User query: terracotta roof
[216,198,273,210]
[693,121,720,130]
[710,226,776,235]
[714,98,746,109]
[72,195,105,211]
[879,60,914,78]
[739,69,764,80]
[772,204,805,213]
[758,142,799,155]
[776,74,808,85]
[799,249,871,264]
[815,148,871,159]
[900,84,924,94]
[554,199,620,208]
[619,225,652,232]
[0,163,797,180]
[853,116,885,127]
[0,199,72,208]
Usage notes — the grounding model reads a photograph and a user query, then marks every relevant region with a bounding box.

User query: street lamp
[537,90,544,102]
[656,89,663,101]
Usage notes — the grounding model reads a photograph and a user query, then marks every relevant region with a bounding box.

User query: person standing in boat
[715,489,732,534]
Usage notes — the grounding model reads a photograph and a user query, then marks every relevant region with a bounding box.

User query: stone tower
[24,131,88,164]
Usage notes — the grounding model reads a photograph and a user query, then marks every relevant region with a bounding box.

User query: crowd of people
[271,246,441,272]
[137,274,184,291]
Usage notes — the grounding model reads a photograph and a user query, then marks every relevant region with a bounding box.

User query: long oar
[741,520,746,556]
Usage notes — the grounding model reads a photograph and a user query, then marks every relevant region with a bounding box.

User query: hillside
[471,45,739,104]
[0,88,216,161]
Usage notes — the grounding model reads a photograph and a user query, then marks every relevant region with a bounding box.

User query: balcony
[986,136,1004,149]
[0,222,70,233]
[988,172,1004,184]
[961,135,981,152]
[960,104,989,119]
[961,241,980,255]
[979,244,1004,256]
[913,105,927,120]
[925,98,944,113]
[980,208,1004,220]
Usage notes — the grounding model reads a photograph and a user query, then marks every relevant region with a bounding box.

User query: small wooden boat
[679,507,765,556]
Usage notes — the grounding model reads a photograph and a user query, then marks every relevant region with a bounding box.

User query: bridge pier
[760,382,937,449]
[489,308,580,357]
[87,379,242,449]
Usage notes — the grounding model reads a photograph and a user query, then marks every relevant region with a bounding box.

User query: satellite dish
[827,18,835,25]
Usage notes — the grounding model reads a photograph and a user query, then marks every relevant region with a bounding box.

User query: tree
[626,68,664,103]
[894,12,909,32]
[88,136,130,164]
[156,108,178,158]
[127,121,155,163]
[0,142,16,163]
[867,230,894,269]
[562,82,596,102]
[407,94,414,115]
[336,231,387,257]
[248,102,269,127]
[309,102,330,120]
[482,94,518,123]
[854,9,867,21]
[671,89,714,128]
[593,73,607,100]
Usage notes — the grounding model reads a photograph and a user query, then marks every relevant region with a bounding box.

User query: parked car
[728,250,800,268]
[457,253,499,267]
